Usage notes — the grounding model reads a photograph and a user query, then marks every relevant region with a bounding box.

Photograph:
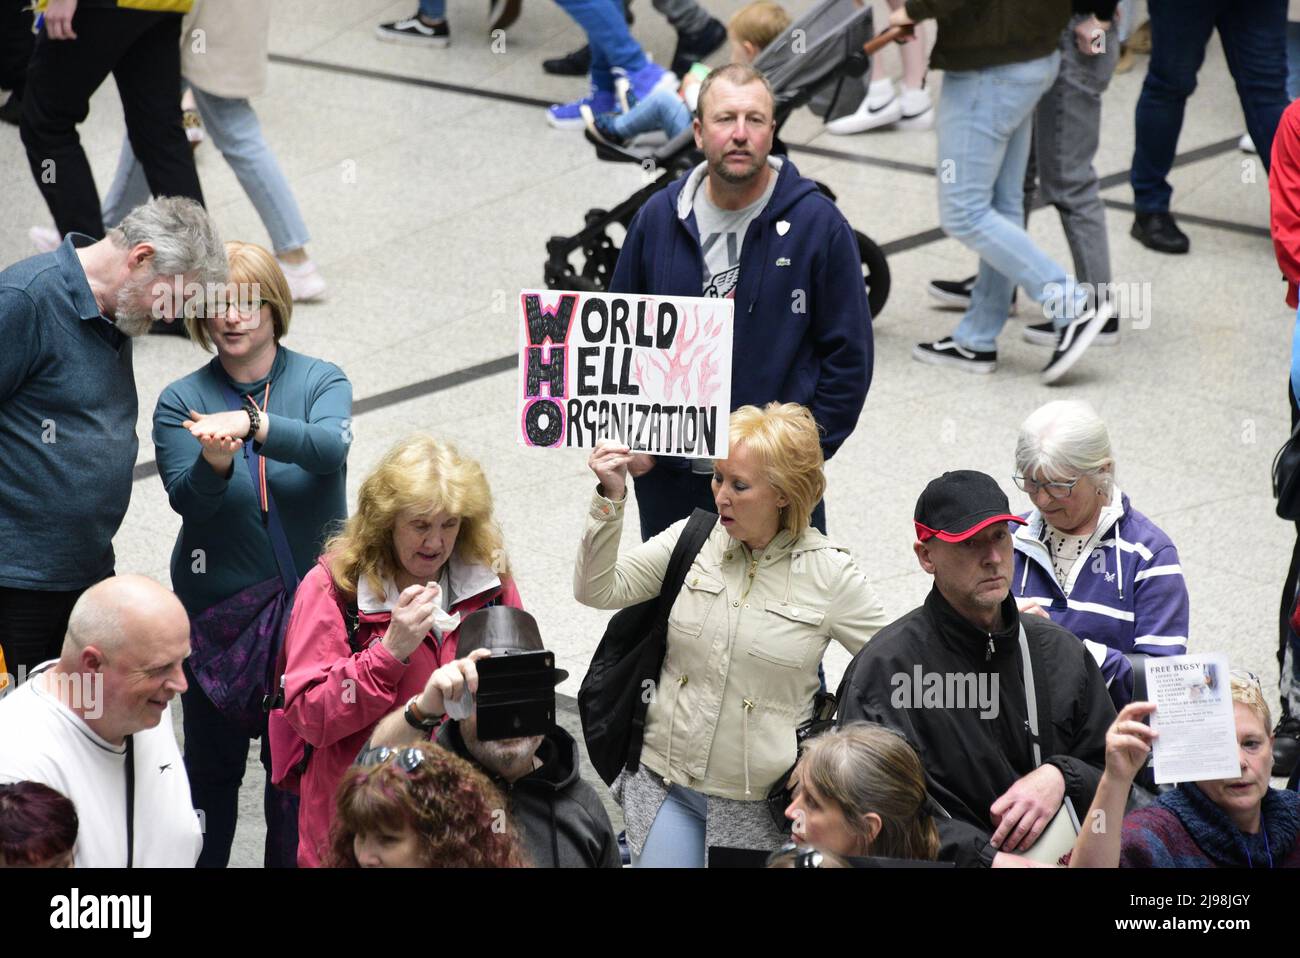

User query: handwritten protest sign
[516,289,733,458]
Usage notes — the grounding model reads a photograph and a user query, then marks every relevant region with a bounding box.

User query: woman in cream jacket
[575,403,889,866]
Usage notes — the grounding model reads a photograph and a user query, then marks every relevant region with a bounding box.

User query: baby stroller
[543,0,895,320]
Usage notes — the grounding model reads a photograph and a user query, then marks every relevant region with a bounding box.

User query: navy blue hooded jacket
[609,157,872,464]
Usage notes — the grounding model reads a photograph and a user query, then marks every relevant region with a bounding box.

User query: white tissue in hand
[423,581,461,635]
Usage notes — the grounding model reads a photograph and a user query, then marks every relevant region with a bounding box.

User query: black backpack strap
[625,508,717,772]
[653,509,718,628]
[342,600,361,654]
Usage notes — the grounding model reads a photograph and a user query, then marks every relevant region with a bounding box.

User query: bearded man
[0,196,225,676]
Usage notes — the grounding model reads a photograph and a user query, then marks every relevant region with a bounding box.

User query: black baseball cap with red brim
[913,470,1027,542]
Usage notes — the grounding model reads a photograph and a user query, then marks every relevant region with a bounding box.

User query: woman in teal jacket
[152,241,351,867]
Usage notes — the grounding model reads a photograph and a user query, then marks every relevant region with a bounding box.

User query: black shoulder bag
[578,508,716,787]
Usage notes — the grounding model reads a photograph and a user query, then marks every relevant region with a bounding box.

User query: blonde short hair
[185,241,292,350]
[726,402,824,534]
[1231,673,1272,732]
[728,1,790,51]
[325,435,511,598]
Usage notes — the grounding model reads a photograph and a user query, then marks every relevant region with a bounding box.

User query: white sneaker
[896,85,934,130]
[826,78,901,135]
[30,226,60,253]
[1239,132,1257,154]
[278,258,327,302]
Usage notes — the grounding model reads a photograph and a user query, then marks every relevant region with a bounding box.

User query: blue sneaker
[615,61,677,108]
[547,88,619,130]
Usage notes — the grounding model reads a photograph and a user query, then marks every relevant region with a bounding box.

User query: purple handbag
[188,576,294,738]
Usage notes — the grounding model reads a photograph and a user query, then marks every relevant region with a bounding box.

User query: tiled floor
[1,1,1288,866]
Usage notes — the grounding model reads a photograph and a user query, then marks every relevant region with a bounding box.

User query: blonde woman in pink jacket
[280,436,522,868]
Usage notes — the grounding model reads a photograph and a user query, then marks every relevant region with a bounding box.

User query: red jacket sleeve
[282,564,409,749]
[1270,100,1300,309]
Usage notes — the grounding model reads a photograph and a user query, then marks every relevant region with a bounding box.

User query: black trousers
[0,584,92,682]
[0,0,34,96]
[20,8,203,238]
[180,664,300,868]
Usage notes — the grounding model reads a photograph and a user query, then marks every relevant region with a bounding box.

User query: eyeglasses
[355,746,425,773]
[1012,475,1079,500]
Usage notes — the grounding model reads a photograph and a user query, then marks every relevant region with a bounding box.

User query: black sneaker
[1024,314,1120,347]
[1131,211,1189,254]
[0,93,21,127]
[671,16,727,78]
[1039,301,1113,385]
[912,337,997,374]
[375,14,450,45]
[487,0,521,30]
[1273,716,1300,777]
[926,275,975,309]
[926,274,1018,312]
[544,44,591,76]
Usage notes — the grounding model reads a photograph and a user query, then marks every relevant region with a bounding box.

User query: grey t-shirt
[693,169,778,299]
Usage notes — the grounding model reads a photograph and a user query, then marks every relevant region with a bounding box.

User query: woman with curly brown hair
[281,435,523,867]
[783,723,940,862]
[328,743,526,868]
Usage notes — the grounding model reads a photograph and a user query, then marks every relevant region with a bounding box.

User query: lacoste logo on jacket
[775,257,791,266]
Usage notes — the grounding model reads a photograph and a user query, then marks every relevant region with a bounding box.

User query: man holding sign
[609,62,873,539]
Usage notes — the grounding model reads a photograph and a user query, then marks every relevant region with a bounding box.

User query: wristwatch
[241,395,261,442]
[404,695,438,732]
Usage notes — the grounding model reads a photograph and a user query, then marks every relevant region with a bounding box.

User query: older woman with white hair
[1011,400,1189,708]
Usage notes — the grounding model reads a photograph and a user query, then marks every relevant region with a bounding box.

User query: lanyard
[248,382,271,521]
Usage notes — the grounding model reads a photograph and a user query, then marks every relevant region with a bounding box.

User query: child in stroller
[582,1,791,150]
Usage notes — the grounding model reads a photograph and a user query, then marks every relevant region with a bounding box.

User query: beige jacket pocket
[747,600,826,669]
[666,573,725,638]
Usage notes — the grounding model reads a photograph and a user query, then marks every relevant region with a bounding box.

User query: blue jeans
[633,784,707,867]
[419,0,446,20]
[937,52,1080,353]
[610,87,691,138]
[553,0,647,92]
[1132,0,1288,212]
[103,84,311,253]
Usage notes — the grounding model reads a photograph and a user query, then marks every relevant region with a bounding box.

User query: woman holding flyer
[575,402,889,866]
[1069,673,1300,867]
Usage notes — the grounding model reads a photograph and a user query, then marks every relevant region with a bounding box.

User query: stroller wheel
[855,230,890,321]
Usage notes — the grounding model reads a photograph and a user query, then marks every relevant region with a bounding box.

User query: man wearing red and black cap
[838,470,1114,867]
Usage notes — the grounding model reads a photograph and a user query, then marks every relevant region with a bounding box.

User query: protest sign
[516,289,733,458]
[1146,654,1240,785]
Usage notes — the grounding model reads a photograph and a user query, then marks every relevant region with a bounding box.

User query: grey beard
[465,733,543,779]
